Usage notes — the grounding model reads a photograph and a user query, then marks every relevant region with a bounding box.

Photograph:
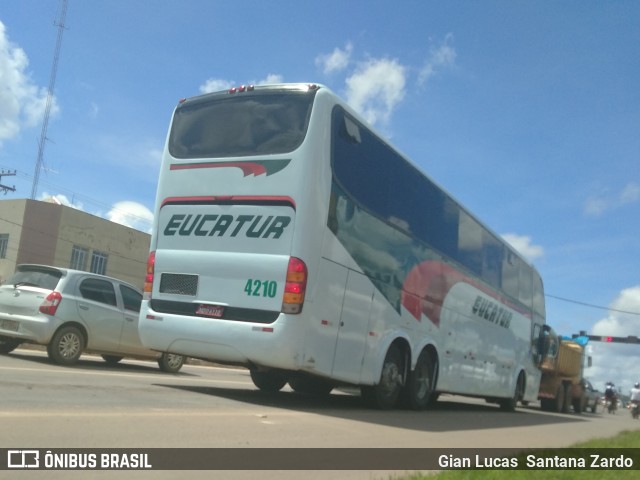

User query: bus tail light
[282,257,307,314]
[39,291,62,315]
[143,251,156,300]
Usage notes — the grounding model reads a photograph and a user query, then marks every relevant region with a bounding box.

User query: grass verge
[400,429,640,480]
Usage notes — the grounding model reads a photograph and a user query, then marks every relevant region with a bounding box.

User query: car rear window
[6,268,62,291]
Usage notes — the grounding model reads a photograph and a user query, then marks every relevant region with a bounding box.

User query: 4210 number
[244,279,278,298]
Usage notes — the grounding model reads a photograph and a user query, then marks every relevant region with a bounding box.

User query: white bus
[139,83,546,410]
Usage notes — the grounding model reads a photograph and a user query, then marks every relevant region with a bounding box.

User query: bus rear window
[169,91,315,159]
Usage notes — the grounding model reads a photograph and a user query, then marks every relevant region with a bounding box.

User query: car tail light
[143,251,155,300]
[39,292,62,315]
[282,257,307,314]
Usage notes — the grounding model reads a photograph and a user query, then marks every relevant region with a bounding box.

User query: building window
[90,250,109,275]
[0,234,8,259]
[70,245,88,270]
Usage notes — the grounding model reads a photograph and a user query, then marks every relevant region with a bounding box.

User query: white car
[0,264,185,372]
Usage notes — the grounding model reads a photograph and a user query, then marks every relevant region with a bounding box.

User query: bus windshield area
[169,91,315,159]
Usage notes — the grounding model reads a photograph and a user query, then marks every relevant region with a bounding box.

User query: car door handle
[79,304,89,310]
[126,317,135,322]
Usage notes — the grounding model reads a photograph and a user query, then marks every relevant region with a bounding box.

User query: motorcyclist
[631,383,640,402]
[629,383,640,419]
[604,382,618,413]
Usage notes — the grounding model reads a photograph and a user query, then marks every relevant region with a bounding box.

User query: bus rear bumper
[138,306,304,370]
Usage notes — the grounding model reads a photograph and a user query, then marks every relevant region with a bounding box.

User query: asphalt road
[1,348,637,479]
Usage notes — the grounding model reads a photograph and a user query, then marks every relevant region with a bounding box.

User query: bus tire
[102,355,124,365]
[250,369,288,392]
[403,349,435,410]
[289,375,333,396]
[500,372,524,412]
[361,345,403,409]
[0,336,21,354]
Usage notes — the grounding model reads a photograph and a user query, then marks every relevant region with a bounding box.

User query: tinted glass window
[331,107,459,258]
[169,90,315,158]
[79,278,117,306]
[120,285,142,312]
[7,267,62,290]
[533,273,545,316]
[331,106,542,310]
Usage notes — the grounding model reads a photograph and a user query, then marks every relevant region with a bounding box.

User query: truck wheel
[553,385,564,412]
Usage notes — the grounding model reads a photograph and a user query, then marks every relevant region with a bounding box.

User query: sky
[1,0,639,395]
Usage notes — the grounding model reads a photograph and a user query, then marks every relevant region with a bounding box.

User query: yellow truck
[538,331,591,413]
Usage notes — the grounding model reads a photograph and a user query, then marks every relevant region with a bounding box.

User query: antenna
[31,0,69,200]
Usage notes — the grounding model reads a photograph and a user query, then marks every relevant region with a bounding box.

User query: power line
[546,293,640,317]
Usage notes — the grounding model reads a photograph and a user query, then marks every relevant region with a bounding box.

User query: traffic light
[589,335,639,343]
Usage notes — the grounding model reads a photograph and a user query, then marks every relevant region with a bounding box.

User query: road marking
[0,364,251,386]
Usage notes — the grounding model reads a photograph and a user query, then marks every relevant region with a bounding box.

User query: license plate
[0,319,19,332]
[195,304,225,318]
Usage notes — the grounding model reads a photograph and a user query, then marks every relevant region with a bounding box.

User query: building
[0,198,150,289]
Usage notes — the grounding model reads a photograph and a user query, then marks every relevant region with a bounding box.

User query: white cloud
[344,58,406,127]
[107,201,153,232]
[315,43,353,75]
[0,20,59,146]
[199,78,234,94]
[418,33,456,86]
[620,182,640,205]
[199,74,284,95]
[584,182,640,217]
[256,74,283,85]
[501,233,544,262]
[38,192,84,210]
[587,286,640,393]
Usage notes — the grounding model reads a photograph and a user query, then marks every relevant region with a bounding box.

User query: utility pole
[31,0,69,200]
[0,170,16,194]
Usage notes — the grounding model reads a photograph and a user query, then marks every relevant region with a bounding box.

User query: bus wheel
[403,349,435,410]
[500,372,524,411]
[289,375,333,396]
[250,369,288,392]
[0,336,21,354]
[102,355,124,365]
[362,345,403,409]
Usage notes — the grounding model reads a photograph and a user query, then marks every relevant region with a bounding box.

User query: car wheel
[102,355,124,365]
[47,326,85,366]
[158,353,185,373]
[0,336,21,354]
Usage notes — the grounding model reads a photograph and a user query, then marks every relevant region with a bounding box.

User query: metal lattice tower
[31,0,69,200]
